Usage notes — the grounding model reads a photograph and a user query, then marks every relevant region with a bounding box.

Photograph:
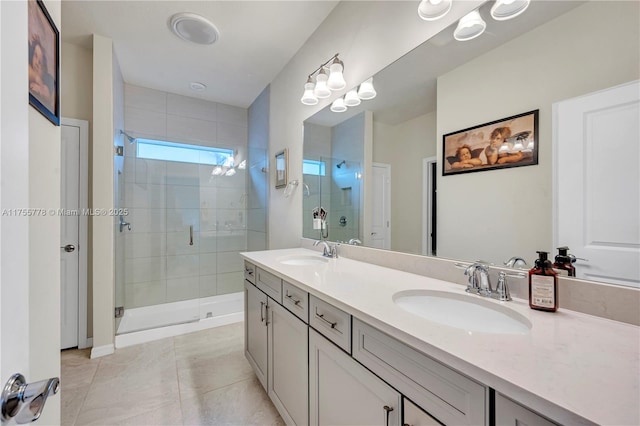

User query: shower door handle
[189,225,194,246]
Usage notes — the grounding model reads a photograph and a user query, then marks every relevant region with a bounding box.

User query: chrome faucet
[464,262,492,297]
[504,256,527,268]
[348,238,362,246]
[313,240,338,258]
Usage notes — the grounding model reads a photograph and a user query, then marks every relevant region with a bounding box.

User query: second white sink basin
[393,290,532,334]
[278,255,329,266]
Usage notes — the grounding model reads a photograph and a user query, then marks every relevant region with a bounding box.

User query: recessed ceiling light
[169,12,219,45]
[189,82,207,92]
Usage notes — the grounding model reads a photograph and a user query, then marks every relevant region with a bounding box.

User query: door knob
[61,244,75,253]
[1,373,59,423]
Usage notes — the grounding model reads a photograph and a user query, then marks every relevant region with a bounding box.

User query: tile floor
[61,322,284,426]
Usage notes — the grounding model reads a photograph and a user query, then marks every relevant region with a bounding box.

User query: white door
[554,80,640,286]
[1,0,31,412]
[370,163,391,249]
[60,119,88,349]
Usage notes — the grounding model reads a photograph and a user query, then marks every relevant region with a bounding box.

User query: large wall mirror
[302,0,639,287]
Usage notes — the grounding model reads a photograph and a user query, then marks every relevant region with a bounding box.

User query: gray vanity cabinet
[244,279,268,391]
[267,300,309,426]
[495,394,557,426]
[309,328,402,426]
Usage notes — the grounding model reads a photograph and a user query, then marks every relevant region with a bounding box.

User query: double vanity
[241,247,639,426]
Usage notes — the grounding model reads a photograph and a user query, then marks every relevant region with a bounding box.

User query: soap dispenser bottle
[552,246,575,277]
[529,251,558,312]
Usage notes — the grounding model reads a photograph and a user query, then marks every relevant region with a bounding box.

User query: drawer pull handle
[286,292,301,305]
[259,301,265,323]
[315,309,337,329]
[383,406,394,426]
[245,268,254,276]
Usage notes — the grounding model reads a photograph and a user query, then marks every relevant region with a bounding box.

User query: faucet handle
[493,271,511,301]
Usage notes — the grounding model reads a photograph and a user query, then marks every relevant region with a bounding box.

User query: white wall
[91,34,115,355]
[373,111,437,254]
[436,1,640,265]
[268,0,483,249]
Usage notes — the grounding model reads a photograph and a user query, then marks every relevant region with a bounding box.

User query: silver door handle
[1,373,59,424]
[61,244,75,253]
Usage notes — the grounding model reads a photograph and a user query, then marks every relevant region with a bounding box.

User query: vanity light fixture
[491,0,530,21]
[344,89,361,107]
[300,53,346,105]
[357,77,377,100]
[330,97,348,113]
[453,10,486,41]
[301,77,319,105]
[169,12,220,45]
[417,0,452,21]
[314,68,332,99]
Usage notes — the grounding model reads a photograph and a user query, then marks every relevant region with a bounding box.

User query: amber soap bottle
[529,251,558,312]
[552,246,575,277]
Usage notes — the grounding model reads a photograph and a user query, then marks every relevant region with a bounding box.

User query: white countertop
[241,248,640,426]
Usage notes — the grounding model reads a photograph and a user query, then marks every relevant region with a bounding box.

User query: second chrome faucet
[462,262,525,301]
[313,240,339,258]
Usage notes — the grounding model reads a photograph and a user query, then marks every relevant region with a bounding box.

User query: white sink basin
[393,290,532,334]
[278,255,329,266]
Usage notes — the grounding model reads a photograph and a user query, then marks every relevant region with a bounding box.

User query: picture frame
[275,149,288,189]
[28,0,60,126]
[442,110,538,176]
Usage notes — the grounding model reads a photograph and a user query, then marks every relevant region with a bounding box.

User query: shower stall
[114,85,268,344]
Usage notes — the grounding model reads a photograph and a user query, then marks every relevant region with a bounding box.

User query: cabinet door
[403,398,440,426]
[495,394,557,426]
[309,329,401,426]
[245,280,268,390]
[268,301,309,425]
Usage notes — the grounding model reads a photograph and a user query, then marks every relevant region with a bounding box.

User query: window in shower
[303,159,326,176]
[137,138,234,166]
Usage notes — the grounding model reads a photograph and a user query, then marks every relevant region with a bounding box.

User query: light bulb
[358,77,377,100]
[418,0,452,21]
[344,89,361,107]
[301,81,318,105]
[327,59,346,91]
[330,97,347,113]
[491,0,530,21]
[454,10,486,41]
[314,69,331,98]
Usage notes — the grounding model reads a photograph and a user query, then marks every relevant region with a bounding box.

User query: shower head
[119,130,136,144]
[336,160,346,168]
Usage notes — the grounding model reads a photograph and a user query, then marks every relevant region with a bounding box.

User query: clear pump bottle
[529,251,558,312]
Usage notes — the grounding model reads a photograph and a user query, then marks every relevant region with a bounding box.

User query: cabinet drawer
[244,261,256,284]
[309,295,351,353]
[282,281,309,323]
[256,267,282,303]
[495,394,557,426]
[352,318,487,425]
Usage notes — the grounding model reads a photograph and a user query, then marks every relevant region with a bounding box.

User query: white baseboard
[90,343,115,358]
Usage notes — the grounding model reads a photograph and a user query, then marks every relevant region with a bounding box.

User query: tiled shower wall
[121,84,260,309]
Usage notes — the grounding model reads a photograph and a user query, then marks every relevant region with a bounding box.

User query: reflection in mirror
[302,1,639,287]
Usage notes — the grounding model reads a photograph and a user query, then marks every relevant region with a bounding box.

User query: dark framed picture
[28,0,60,126]
[442,110,538,176]
[275,149,288,189]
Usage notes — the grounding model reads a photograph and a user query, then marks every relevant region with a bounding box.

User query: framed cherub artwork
[442,110,538,176]
[28,0,60,126]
